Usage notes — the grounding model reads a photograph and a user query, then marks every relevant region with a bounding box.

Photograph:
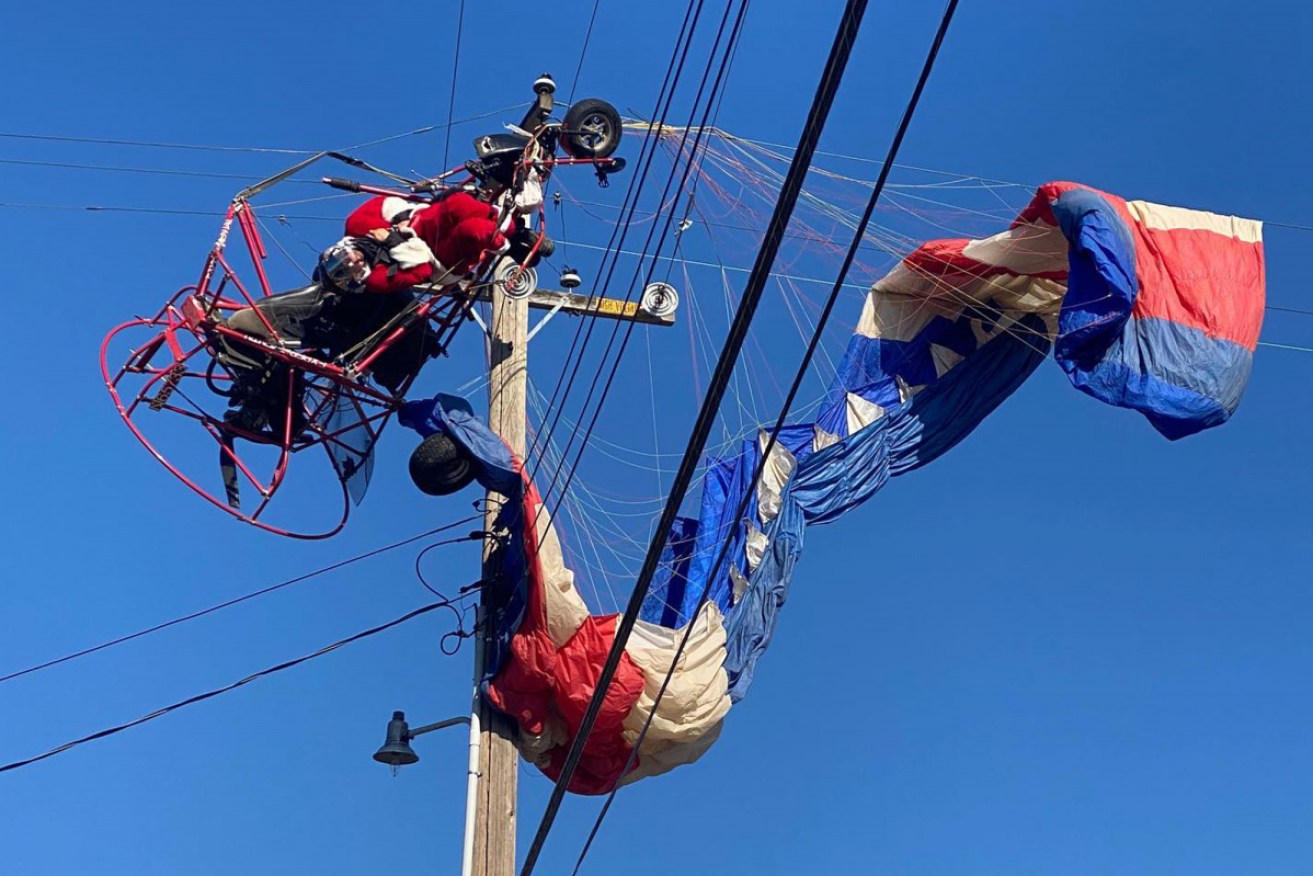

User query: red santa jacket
[343,193,509,292]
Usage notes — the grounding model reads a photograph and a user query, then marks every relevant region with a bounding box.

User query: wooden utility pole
[474,290,527,876]
[464,277,677,874]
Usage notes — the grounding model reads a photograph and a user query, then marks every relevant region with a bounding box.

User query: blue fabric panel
[887,313,1051,474]
[1058,316,1254,439]
[678,440,759,624]
[724,415,892,699]
[721,315,1048,699]
[1051,187,1139,368]
[826,330,939,430]
[399,395,519,495]
[640,516,699,627]
[818,311,1050,479]
[774,423,819,459]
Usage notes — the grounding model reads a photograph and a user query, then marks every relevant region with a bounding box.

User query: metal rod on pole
[461,605,484,876]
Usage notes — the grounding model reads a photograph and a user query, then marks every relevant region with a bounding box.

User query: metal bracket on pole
[525,298,567,344]
[409,715,473,737]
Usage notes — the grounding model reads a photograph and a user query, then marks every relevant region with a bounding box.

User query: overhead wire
[1258,340,1313,353]
[528,0,751,529]
[517,0,758,623]
[0,157,287,182]
[0,515,482,686]
[519,0,875,868]
[0,594,480,775]
[0,131,315,154]
[522,0,711,477]
[567,2,961,870]
[0,108,517,158]
[415,537,490,655]
[510,3,755,608]
[441,0,465,172]
[1267,220,1313,233]
[567,0,605,104]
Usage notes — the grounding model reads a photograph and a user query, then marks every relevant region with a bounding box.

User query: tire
[409,432,477,496]
[561,98,622,159]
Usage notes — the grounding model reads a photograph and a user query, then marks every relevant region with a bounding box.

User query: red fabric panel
[484,467,644,795]
[540,615,646,795]
[1130,225,1266,351]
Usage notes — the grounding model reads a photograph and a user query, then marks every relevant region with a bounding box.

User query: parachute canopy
[405,181,1266,794]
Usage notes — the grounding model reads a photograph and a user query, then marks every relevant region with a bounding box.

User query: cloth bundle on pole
[404,181,1266,794]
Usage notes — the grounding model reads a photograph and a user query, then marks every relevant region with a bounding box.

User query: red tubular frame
[101,128,617,538]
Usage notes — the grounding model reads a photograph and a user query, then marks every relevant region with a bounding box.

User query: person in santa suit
[345,189,552,277]
[219,192,512,433]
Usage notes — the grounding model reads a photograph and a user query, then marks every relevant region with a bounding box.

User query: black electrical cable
[567,0,605,105]
[441,0,465,172]
[527,3,745,499]
[0,515,482,686]
[415,532,496,599]
[529,0,749,516]
[523,0,708,475]
[0,157,283,181]
[568,3,961,871]
[0,131,315,154]
[0,595,478,775]
[519,0,874,869]
[524,0,753,631]
[0,110,513,156]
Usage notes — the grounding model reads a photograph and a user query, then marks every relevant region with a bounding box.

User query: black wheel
[561,98,622,159]
[409,432,477,496]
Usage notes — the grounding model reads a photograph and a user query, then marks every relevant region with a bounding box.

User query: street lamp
[372,710,470,771]
[372,709,478,876]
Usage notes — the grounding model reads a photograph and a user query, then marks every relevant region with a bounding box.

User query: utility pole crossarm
[469,286,677,327]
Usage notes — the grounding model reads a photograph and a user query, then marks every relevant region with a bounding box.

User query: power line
[522,0,713,478]
[339,108,520,151]
[0,157,285,182]
[511,0,736,636]
[529,0,748,517]
[519,0,753,674]
[0,516,482,686]
[569,1,960,870]
[1263,220,1313,234]
[519,0,877,868]
[568,0,605,104]
[0,595,478,775]
[0,200,339,220]
[0,131,314,154]
[0,109,516,158]
[1266,304,1313,318]
[1259,340,1313,353]
[441,0,465,172]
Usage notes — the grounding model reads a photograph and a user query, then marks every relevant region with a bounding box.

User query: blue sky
[1,1,1311,874]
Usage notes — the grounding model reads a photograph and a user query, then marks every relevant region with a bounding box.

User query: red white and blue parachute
[405,180,1266,793]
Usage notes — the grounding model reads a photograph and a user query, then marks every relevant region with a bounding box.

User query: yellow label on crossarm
[594,298,639,317]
